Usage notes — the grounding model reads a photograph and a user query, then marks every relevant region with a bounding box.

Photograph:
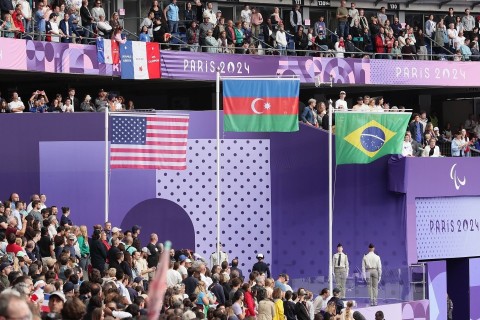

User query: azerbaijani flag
[120,41,161,80]
[223,78,300,132]
[96,38,120,64]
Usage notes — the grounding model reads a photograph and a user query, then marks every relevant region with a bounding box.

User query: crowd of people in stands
[2,0,480,59]
[300,91,480,157]
[0,191,385,320]
[0,88,135,113]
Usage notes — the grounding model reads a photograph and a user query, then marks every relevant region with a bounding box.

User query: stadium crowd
[0,191,385,320]
[300,91,480,157]
[2,0,480,59]
[0,88,135,113]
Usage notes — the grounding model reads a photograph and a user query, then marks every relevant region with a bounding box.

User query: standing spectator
[35,1,46,41]
[240,4,251,26]
[18,0,31,32]
[152,17,168,46]
[234,21,244,53]
[335,91,348,110]
[252,253,270,278]
[377,6,387,27]
[415,28,427,60]
[90,229,107,273]
[199,12,214,51]
[301,99,316,126]
[425,15,436,43]
[409,113,425,144]
[294,26,308,56]
[194,0,204,23]
[462,8,475,40]
[348,2,358,28]
[139,26,151,42]
[401,37,416,60]
[150,0,161,20]
[80,0,93,43]
[204,2,216,25]
[163,0,179,33]
[187,20,199,51]
[444,8,456,31]
[250,7,262,41]
[140,11,154,38]
[289,4,302,34]
[60,207,72,227]
[91,0,105,23]
[184,2,195,27]
[336,0,348,38]
[46,13,62,42]
[212,16,225,39]
[391,16,401,38]
[225,19,236,53]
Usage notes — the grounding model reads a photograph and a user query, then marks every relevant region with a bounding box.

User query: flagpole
[328,99,333,294]
[105,110,109,223]
[216,68,221,265]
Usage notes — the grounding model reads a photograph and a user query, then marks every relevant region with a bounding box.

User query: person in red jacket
[374,27,386,57]
[242,283,257,317]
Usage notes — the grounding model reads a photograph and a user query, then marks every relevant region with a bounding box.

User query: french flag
[97,38,120,65]
[119,41,161,80]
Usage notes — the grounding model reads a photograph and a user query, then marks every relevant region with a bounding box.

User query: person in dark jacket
[209,274,226,305]
[294,26,308,56]
[252,253,270,278]
[89,229,107,272]
[284,290,296,320]
[295,289,310,320]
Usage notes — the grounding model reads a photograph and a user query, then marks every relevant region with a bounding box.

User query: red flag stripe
[144,141,187,146]
[147,117,189,123]
[223,97,299,115]
[147,133,188,138]
[111,164,186,170]
[111,148,186,154]
[110,156,186,162]
[146,125,189,130]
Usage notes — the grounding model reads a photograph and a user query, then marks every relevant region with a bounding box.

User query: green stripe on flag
[224,115,299,132]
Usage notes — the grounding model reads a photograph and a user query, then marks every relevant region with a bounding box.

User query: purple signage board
[160,51,480,87]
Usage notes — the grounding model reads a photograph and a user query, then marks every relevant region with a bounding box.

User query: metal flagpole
[328,99,333,294]
[105,110,109,223]
[216,69,221,265]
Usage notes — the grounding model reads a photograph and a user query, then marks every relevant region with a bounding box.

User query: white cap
[112,227,122,233]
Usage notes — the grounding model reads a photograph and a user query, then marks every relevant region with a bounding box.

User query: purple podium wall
[0,112,409,282]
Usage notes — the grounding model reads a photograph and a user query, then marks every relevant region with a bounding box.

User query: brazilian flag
[335,112,411,165]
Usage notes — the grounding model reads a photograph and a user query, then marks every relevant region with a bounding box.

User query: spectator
[140,11,154,38]
[289,5,302,34]
[150,0,161,20]
[294,26,308,56]
[80,0,93,43]
[234,21,244,54]
[164,0,179,33]
[59,12,81,43]
[401,37,416,60]
[276,25,287,56]
[198,12,214,51]
[184,2,195,27]
[335,36,346,58]
[336,0,348,39]
[139,25,151,42]
[205,2,216,25]
[187,20,199,51]
[91,0,105,23]
[240,4,251,27]
[251,7,262,41]
[409,113,425,145]
[422,138,441,157]
[80,94,95,112]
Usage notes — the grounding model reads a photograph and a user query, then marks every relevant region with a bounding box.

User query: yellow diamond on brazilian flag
[335,112,412,165]
[344,120,396,158]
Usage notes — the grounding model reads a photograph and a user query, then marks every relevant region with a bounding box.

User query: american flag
[110,114,189,170]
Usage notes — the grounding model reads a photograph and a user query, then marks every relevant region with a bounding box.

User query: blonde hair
[194,281,206,294]
[80,225,89,239]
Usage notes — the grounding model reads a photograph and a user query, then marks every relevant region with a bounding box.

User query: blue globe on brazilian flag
[335,112,411,165]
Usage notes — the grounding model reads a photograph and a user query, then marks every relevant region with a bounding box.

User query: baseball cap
[46,258,57,267]
[298,289,307,296]
[132,225,141,233]
[434,127,439,131]
[179,255,187,262]
[112,227,122,233]
[68,234,76,240]
[357,96,363,101]
[333,288,341,294]
[16,251,27,258]
[133,276,143,283]
[256,253,264,259]
[185,258,192,263]
[63,282,75,293]
[0,262,12,272]
[50,291,66,303]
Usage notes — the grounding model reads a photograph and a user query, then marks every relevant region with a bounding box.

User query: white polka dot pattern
[156,139,272,269]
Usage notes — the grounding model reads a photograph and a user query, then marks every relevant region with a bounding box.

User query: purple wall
[0,112,408,281]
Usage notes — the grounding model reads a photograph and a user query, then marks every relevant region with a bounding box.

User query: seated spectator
[460,38,472,60]
[334,36,346,58]
[422,138,441,157]
[8,92,25,113]
[294,26,308,56]
[97,15,112,38]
